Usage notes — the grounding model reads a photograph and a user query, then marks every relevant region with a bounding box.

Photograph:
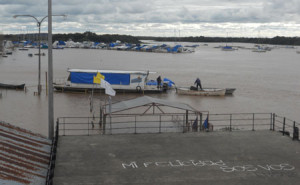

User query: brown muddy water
[0,42,299,136]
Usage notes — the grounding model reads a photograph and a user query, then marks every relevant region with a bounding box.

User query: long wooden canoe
[0,83,25,90]
[176,87,226,96]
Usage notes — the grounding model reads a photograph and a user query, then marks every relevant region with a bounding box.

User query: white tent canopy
[105,96,198,114]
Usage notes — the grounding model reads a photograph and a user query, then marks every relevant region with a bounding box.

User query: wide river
[0,42,299,136]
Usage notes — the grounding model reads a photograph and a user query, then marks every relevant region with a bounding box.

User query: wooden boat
[19,48,29,51]
[225,88,236,95]
[0,83,25,90]
[34,53,46,56]
[205,88,236,95]
[176,87,226,96]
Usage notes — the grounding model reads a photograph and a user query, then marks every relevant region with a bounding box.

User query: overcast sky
[1,0,300,37]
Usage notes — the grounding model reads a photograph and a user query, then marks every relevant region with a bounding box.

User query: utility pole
[48,0,54,139]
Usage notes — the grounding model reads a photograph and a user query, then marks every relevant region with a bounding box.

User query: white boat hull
[176,88,226,96]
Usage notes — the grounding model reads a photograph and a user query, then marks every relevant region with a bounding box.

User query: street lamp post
[13,14,65,95]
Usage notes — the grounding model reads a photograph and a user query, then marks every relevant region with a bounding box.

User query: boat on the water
[252,47,267,52]
[221,46,236,51]
[205,87,236,95]
[0,83,25,90]
[54,69,171,93]
[19,48,29,51]
[225,88,236,95]
[176,87,226,96]
[34,53,46,56]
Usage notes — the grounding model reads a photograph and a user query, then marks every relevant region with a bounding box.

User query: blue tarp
[223,46,233,49]
[70,72,130,85]
[172,45,182,52]
[109,43,118,47]
[146,78,175,87]
[58,41,66,45]
[146,80,157,86]
[163,78,175,87]
[24,41,32,45]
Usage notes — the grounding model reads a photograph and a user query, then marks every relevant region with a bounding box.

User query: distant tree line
[138,36,300,46]
[53,31,141,44]
[3,31,300,46]
[3,31,141,44]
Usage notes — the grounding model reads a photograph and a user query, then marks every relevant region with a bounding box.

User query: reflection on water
[0,42,299,136]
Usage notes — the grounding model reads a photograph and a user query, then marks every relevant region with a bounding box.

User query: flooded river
[0,42,299,136]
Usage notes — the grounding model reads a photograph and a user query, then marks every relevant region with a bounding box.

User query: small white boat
[252,48,267,52]
[176,87,226,96]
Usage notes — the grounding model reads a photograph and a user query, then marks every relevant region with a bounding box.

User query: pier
[53,131,299,185]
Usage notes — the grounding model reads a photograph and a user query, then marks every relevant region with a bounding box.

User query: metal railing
[47,113,299,184]
[57,113,261,134]
[273,114,300,140]
[55,113,299,141]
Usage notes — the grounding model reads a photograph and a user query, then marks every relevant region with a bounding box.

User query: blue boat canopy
[70,72,130,85]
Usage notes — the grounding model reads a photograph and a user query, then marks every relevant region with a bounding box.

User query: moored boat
[205,87,236,95]
[176,87,226,96]
[221,46,236,51]
[225,88,236,95]
[19,48,29,51]
[0,83,25,90]
[54,69,171,93]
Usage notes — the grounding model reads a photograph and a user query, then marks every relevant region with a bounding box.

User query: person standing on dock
[194,77,203,90]
[157,76,162,89]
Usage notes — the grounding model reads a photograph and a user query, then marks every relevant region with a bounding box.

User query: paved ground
[54,131,300,185]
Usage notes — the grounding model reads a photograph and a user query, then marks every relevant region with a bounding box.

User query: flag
[93,72,105,84]
[192,117,198,131]
[203,116,208,129]
[101,79,116,96]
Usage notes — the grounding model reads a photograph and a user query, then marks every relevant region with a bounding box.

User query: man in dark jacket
[194,77,202,90]
[157,76,162,89]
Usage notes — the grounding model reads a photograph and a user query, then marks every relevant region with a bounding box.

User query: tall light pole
[48,0,53,140]
[13,14,65,96]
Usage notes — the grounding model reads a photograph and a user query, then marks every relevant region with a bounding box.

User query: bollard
[282,117,286,136]
[229,114,232,131]
[252,113,255,131]
[272,113,276,131]
[293,122,299,141]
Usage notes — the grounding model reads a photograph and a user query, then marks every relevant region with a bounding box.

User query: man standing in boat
[195,77,203,90]
[157,76,162,89]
